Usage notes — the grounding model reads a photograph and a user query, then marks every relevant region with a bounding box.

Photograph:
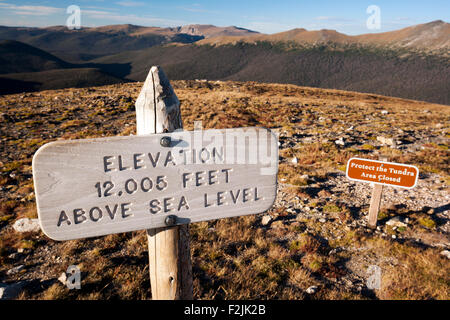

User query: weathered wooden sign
[346,157,419,228]
[33,128,278,241]
[346,158,419,189]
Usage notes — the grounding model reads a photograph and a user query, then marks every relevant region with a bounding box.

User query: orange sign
[346,158,419,189]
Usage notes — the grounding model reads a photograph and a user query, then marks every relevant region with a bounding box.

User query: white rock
[440,250,450,259]
[377,136,395,146]
[261,215,272,226]
[386,217,407,228]
[381,110,389,115]
[306,286,318,294]
[6,265,25,275]
[8,253,17,259]
[58,272,68,285]
[319,218,326,223]
[335,138,345,146]
[13,218,40,233]
[291,157,298,164]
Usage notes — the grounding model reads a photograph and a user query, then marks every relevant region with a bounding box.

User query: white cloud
[0,3,63,16]
[315,16,332,21]
[176,3,219,15]
[83,10,185,27]
[115,1,145,7]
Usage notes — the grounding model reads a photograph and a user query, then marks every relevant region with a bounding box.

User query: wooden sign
[32,128,278,241]
[346,157,419,189]
[346,157,419,229]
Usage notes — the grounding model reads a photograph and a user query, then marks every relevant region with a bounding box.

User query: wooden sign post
[136,66,191,300]
[368,183,383,229]
[346,157,419,228]
[32,66,279,299]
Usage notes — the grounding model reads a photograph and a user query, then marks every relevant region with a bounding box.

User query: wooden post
[135,66,193,300]
[367,156,388,229]
[368,184,383,229]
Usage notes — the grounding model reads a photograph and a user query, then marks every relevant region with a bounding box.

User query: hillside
[93,42,450,105]
[354,20,450,50]
[0,24,258,63]
[0,80,448,300]
[0,68,125,94]
[0,40,71,74]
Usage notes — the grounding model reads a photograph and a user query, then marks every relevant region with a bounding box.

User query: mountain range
[200,20,450,51]
[0,21,448,104]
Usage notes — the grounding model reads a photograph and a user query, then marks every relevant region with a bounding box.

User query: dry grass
[365,238,450,300]
[0,80,448,300]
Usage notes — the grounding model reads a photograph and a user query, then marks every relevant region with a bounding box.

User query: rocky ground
[0,80,449,300]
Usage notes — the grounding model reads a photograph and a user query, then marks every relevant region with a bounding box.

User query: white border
[346,157,419,189]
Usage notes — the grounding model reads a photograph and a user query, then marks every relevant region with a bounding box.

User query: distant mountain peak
[426,19,446,25]
[175,24,259,38]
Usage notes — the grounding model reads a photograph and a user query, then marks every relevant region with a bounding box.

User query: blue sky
[0,0,448,34]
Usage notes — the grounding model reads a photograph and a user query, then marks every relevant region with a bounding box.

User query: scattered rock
[386,216,407,228]
[271,221,285,229]
[261,215,272,226]
[13,218,40,233]
[6,265,25,275]
[8,253,19,260]
[58,272,68,286]
[440,250,450,259]
[385,203,407,212]
[318,189,332,198]
[335,137,345,146]
[344,279,353,287]
[377,136,395,146]
[306,286,318,294]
